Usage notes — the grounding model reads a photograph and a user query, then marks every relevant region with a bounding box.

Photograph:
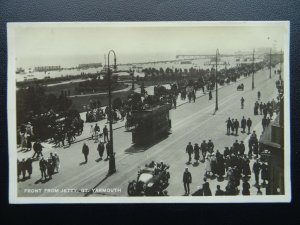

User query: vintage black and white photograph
[7,22,290,203]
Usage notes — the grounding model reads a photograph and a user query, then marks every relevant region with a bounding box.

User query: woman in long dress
[205,154,212,177]
[261,162,268,185]
[216,153,225,179]
[54,153,60,172]
[210,153,217,176]
[26,134,32,151]
[90,125,94,140]
[242,156,251,177]
[20,131,26,150]
[194,143,200,163]
[202,178,212,196]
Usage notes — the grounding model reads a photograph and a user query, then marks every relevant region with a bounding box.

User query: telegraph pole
[107,50,117,174]
[252,48,255,90]
[269,48,272,79]
[215,49,219,111]
[280,49,283,81]
[131,69,135,90]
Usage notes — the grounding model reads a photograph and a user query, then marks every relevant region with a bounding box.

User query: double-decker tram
[130,104,172,145]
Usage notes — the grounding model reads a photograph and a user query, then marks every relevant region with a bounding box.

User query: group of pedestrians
[252,159,269,187]
[183,131,269,196]
[18,152,60,182]
[81,140,113,164]
[254,99,277,118]
[39,152,60,181]
[89,124,109,143]
[226,117,253,136]
[185,140,215,164]
[17,158,33,181]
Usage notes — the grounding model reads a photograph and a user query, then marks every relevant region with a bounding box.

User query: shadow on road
[34,177,52,184]
[95,158,103,162]
[84,173,112,197]
[192,162,199,167]
[124,135,169,155]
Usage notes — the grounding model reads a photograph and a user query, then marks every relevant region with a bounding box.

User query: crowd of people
[183,134,270,196]
[18,152,60,182]
[181,80,282,197]
[16,61,280,197]
[18,109,84,148]
[89,124,109,143]
[253,98,279,133]
[85,107,106,122]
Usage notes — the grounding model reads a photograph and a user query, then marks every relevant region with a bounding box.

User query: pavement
[17,66,281,197]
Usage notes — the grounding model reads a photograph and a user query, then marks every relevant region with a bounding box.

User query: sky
[9,22,288,68]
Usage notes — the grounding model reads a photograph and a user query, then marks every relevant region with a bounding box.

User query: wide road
[17,66,280,197]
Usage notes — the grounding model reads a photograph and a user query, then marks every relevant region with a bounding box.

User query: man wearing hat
[97,141,105,160]
[224,147,230,158]
[253,159,261,186]
[200,140,208,160]
[82,143,89,163]
[207,139,214,153]
[26,122,33,136]
[239,141,245,155]
[32,140,43,159]
[183,167,192,196]
[186,142,193,163]
[39,157,47,180]
[241,116,246,133]
[246,118,252,134]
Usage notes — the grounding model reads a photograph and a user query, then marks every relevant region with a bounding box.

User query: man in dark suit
[226,117,232,135]
[246,118,252,134]
[97,141,105,160]
[103,125,109,143]
[183,167,192,196]
[207,139,214,153]
[39,157,47,180]
[234,119,240,136]
[253,159,261,186]
[186,142,193,163]
[201,140,208,160]
[241,116,246,133]
[82,143,89,163]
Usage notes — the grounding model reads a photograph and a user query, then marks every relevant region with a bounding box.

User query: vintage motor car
[127,162,170,196]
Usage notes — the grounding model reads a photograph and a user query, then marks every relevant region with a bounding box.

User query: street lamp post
[280,49,283,81]
[252,48,255,90]
[215,49,219,111]
[130,69,135,90]
[107,50,117,174]
[269,48,272,79]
